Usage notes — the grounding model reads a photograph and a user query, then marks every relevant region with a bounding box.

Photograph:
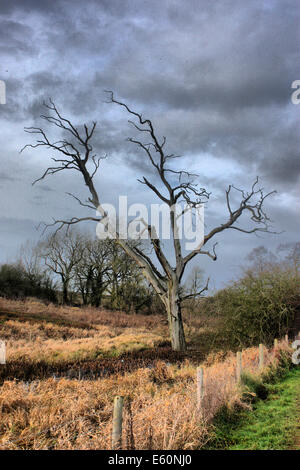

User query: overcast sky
[0,0,299,290]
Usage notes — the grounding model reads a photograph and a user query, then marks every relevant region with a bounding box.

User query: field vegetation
[0,242,299,449]
[0,294,296,450]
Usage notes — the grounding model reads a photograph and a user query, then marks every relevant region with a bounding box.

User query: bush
[0,263,57,302]
[211,266,299,348]
[241,372,269,401]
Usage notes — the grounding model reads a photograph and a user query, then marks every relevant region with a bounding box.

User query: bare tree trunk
[165,282,186,352]
[62,281,69,305]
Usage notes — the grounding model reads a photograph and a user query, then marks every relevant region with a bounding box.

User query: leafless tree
[278,242,300,276]
[245,245,278,275]
[22,96,276,350]
[38,229,84,304]
[18,241,57,299]
[19,241,44,285]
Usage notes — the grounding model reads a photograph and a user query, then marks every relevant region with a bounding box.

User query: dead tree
[22,96,276,351]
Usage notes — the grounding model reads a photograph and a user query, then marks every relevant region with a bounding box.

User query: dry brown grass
[0,297,293,449]
[0,297,226,359]
[1,320,165,362]
[0,341,291,450]
[0,297,166,329]
[0,297,167,362]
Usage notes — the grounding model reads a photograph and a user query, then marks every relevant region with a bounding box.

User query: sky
[0,0,299,291]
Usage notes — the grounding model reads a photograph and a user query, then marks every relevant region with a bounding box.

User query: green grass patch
[207,366,300,450]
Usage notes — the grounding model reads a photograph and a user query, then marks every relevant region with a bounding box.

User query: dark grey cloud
[0,19,36,56]
[0,0,63,16]
[0,0,299,287]
[5,0,297,185]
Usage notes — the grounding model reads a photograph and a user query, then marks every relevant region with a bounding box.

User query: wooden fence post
[236,351,242,382]
[285,334,288,343]
[0,340,6,365]
[112,396,124,450]
[197,367,204,409]
[258,344,264,370]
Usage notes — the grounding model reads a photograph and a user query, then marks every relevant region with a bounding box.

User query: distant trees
[245,245,277,274]
[278,242,300,276]
[73,236,111,307]
[105,240,153,313]
[37,229,156,310]
[0,229,156,312]
[0,261,56,302]
[38,230,84,305]
[244,243,300,278]
[71,235,154,311]
[0,263,29,298]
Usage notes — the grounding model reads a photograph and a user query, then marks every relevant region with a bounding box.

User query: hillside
[0,296,297,450]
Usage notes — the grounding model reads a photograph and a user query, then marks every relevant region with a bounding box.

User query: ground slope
[216,367,300,450]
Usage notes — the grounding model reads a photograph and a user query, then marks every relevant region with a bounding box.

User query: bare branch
[181,277,210,301]
[137,177,169,204]
[41,216,102,236]
[65,192,95,211]
[182,178,276,270]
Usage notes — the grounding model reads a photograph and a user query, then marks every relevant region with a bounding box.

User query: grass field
[0,297,167,362]
[208,367,300,450]
[0,296,297,450]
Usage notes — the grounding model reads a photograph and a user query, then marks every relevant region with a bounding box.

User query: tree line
[0,230,162,314]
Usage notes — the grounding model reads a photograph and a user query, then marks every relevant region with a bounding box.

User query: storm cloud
[0,0,299,287]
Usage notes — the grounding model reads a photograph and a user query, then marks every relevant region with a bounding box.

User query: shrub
[210,266,299,348]
[0,263,57,303]
[240,372,269,401]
